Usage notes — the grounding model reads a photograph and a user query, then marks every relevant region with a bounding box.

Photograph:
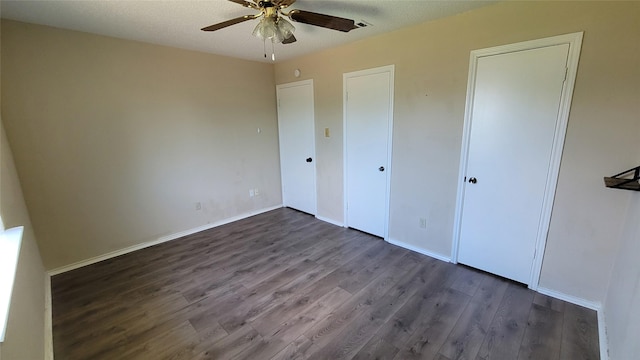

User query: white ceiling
[0,0,496,63]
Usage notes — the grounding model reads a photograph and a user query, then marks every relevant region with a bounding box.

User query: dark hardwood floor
[51,208,600,359]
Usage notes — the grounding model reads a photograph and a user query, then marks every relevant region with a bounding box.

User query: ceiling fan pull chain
[271,41,276,61]
[263,39,267,58]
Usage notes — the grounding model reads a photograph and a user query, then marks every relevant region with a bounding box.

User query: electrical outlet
[254,188,260,196]
[249,189,255,197]
[419,217,427,229]
[195,202,202,211]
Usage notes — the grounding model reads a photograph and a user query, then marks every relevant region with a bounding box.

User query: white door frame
[276,79,317,215]
[451,32,583,290]
[343,65,395,239]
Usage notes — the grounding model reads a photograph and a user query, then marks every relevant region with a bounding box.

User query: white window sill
[0,226,24,343]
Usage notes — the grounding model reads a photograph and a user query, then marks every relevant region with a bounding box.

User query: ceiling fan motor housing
[258,1,276,9]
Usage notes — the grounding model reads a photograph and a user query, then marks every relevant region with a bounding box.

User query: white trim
[451,32,584,290]
[44,274,53,360]
[528,32,583,290]
[342,65,395,239]
[597,308,609,360]
[315,215,344,228]
[48,205,282,275]
[386,238,452,263]
[276,79,318,216]
[536,287,600,311]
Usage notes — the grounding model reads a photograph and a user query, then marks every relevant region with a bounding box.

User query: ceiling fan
[201,0,359,48]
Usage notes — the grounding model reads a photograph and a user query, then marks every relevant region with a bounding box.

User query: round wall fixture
[294,69,301,78]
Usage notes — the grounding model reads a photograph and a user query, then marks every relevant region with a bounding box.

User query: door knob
[468,177,477,184]
[306,158,312,163]
[379,166,385,172]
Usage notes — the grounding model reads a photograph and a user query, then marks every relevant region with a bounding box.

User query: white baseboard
[315,215,344,227]
[47,205,283,276]
[44,274,53,360]
[536,287,601,311]
[386,238,452,263]
[536,286,608,360]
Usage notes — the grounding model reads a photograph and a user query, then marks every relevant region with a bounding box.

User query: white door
[457,44,571,284]
[344,66,394,238]
[277,80,317,215]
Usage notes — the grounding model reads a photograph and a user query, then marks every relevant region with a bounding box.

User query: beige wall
[274,1,640,303]
[1,20,283,269]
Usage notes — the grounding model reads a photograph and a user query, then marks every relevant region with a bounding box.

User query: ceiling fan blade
[288,10,358,32]
[201,15,255,32]
[227,0,258,9]
[274,0,296,8]
[282,34,297,44]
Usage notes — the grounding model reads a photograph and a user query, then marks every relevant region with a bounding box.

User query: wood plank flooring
[51,208,600,359]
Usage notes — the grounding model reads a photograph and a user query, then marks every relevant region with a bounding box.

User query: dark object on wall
[604,166,640,191]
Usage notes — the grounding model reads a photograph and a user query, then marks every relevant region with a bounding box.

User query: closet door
[277,80,317,215]
[458,44,570,284]
[344,66,394,237]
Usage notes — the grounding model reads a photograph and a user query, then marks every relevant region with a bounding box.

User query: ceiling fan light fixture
[252,16,275,40]
[252,15,295,44]
[275,17,295,42]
